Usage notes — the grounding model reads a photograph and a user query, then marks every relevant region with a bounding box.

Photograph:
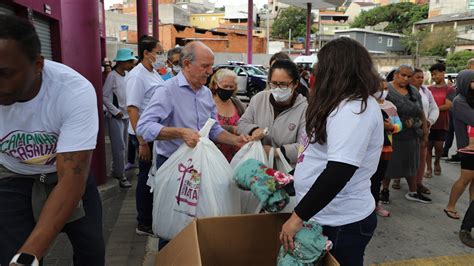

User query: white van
[293,54,317,69]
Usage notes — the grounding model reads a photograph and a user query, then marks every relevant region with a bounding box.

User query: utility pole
[289,28,292,54]
[318,10,322,50]
[415,39,420,68]
[267,9,270,54]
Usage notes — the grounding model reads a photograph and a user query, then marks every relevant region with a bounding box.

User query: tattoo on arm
[73,165,82,176]
[57,151,93,180]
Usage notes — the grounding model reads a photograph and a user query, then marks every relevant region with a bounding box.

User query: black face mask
[216,87,234,101]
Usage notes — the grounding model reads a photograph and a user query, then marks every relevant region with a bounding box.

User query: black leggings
[462,200,474,231]
[370,159,389,204]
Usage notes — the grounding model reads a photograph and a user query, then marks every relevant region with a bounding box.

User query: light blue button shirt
[136,72,225,157]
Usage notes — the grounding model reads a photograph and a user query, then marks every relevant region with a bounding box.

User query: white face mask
[374,90,388,100]
[172,65,181,73]
[151,54,167,69]
[271,87,293,102]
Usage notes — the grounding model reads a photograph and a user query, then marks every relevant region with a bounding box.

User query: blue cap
[113,48,136,62]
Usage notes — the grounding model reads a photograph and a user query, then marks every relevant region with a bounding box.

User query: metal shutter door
[33,16,53,60]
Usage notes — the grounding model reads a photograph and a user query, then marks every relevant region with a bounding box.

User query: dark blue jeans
[443,110,455,155]
[127,134,137,165]
[130,134,155,227]
[0,176,104,266]
[323,212,377,266]
[154,155,170,250]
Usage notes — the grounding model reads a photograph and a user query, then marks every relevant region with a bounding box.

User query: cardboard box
[156,213,339,266]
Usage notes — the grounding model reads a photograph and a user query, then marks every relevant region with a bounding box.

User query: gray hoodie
[237,90,308,165]
[452,70,474,149]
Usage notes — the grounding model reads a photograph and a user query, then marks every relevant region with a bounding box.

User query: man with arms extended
[137,41,250,248]
[0,15,104,265]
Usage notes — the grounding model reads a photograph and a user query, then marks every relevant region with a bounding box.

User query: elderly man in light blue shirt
[137,41,249,248]
[137,41,249,155]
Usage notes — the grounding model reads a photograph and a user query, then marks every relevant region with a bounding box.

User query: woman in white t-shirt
[103,48,136,188]
[279,37,384,266]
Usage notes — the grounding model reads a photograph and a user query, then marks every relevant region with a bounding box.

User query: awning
[277,0,346,9]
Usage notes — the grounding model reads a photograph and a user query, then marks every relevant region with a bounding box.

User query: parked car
[211,63,267,98]
[293,54,317,70]
[445,73,458,86]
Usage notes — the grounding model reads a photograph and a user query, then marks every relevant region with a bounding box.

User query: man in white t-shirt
[0,15,104,265]
[126,35,165,236]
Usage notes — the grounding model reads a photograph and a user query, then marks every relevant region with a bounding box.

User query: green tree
[351,3,428,33]
[400,29,427,55]
[271,7,314,40]
[446,50,474,73]
[401,27,456,56]
[419,27,457,57]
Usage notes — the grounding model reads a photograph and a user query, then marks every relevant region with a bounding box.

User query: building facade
[159,24,266,53]
[428,0,474,18]
[190,12,224,29]
[345,2,378,23]
[335,28,404,54]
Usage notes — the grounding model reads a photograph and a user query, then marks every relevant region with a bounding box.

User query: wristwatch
[10,253,39,266]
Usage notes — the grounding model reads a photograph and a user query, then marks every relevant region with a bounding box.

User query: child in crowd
[373,80,402,215]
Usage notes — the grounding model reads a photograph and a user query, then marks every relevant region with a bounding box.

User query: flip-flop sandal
[434,166,442,176]
[392,180,401,190]
[418,184,431,195]
[444,209,460,219]
[425,170,433,178]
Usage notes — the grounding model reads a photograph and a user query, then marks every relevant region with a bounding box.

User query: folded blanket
[277,221,328,266]
[233,159,293,212]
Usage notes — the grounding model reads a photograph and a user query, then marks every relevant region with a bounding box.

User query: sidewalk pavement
[45,147,474,265]
[104,175,158,266]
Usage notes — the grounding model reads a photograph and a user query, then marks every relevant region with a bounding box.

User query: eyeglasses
[268,79,297,89]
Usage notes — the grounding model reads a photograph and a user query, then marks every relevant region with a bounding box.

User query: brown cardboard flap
[156,219,202,266]
[196,213,290,266]
[322,252,340,266]
[155,213,339,266]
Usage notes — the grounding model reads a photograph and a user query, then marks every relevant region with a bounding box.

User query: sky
[104,0,267,9]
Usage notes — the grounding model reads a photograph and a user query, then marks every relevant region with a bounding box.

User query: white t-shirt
[294,97,383,227]
[0,60,99,175]
[103,70,129,119]
[125,63,164,135]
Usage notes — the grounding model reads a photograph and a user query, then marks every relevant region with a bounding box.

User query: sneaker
[125,162,138,171]
[119,177,132,188]
[441,152,449,159]
[380,189,390,204]
[446,154,461,163]
[459,230,474,248]
[405,192,432,203]
[375,204,391,217]
[136,224,158,238]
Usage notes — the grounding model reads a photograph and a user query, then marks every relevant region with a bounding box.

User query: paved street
[366,157,474,265]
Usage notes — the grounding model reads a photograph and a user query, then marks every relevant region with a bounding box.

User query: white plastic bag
[269,148,296,213]
[268,148,293,173]
[149,119,240,240]
[230,140,269,214]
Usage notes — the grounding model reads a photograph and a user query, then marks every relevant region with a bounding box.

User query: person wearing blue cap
[103,48,136,188]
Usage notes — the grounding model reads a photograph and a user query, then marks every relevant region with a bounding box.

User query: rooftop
[353,2,378,7]
[415,11,474,25]
[334,28,404,37]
